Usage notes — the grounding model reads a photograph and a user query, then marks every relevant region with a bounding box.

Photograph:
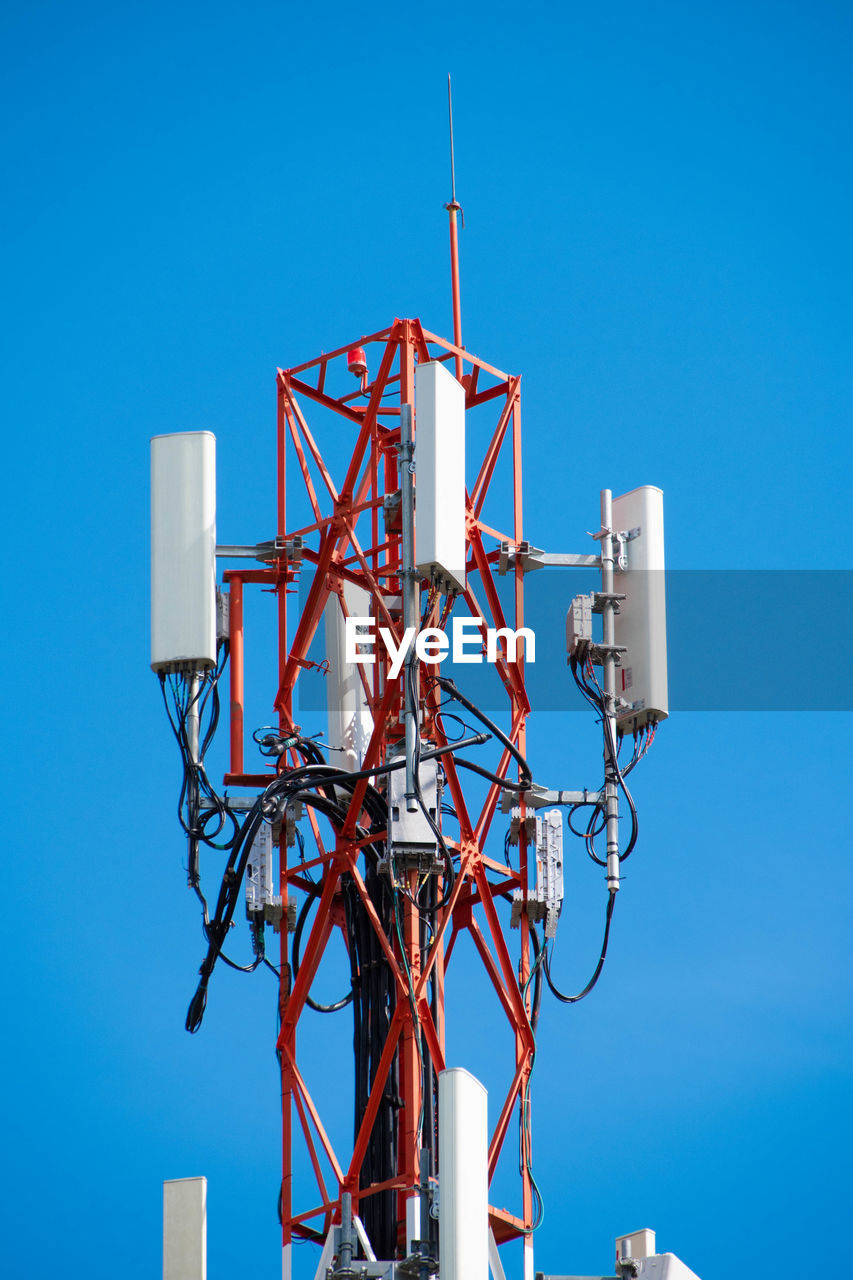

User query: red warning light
[347,346,368,378]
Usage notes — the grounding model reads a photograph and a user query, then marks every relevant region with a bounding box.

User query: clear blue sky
[2,2,851,1278]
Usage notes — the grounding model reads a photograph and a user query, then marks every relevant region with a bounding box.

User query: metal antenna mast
[151,96,669,1277]
[446,74,464,382]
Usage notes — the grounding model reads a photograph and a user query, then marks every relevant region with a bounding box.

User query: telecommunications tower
[151,88,669,1280]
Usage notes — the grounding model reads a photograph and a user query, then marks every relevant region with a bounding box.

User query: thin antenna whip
[445,73,463,381]
[448,73,457,204]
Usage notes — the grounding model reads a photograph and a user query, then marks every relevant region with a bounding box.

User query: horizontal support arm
[498,541,600,574]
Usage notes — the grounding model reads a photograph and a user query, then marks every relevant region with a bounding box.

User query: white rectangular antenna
[616,1228,656,1260]
[612,485,668,732]
[163,1176,206,1280]
[415,360,466,593]
[324,581,374,771]
[151,432,217,673]
[438,1068,488,1280]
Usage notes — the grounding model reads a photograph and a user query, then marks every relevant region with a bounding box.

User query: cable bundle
[159,642,655,1255]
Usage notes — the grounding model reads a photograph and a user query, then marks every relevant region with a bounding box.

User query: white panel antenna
[414,360,466,593]
[151,432,217,673]
[612,485,668,732]
[163,1176,207,1280]
[438,1068,488,1280]
[324,580,374,772]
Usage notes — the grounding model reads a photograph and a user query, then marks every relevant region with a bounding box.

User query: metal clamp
[613,526,640,570]
[591,591,626,614]
[588,642,627,663]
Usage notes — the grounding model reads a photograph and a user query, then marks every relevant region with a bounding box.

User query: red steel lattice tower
[221,316,539,1271]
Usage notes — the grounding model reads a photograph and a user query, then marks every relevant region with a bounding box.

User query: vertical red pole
[434,939,445,1057]
[402,880,422,1243]
[448,205,463,382]
[277,381,291,728]
[276,376,294,1279]
[277,377,287,540]
[396,326,422,1238]
[511,386,535,1272]
[384,420,400,578]
[281,1031,294,1279]
[229,575,244,775]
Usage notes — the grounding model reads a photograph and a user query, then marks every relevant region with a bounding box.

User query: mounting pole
[446,74,463,382]
[400,403,419,813]
[599,489,621,893]
[186,674,201,765]
[339,1191,354,1275]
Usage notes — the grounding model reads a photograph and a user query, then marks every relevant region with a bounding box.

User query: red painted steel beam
[279,870,338,1036]
[467,381,510,409]
[340,330,399,500]
[471,385,516,517]
[285,374,366,428]
[489,1207,527,1244]
[399,885,422,1201]
[282,326,394,378]
[488,1053,529,1182]
[273,524,338,715]
[292,1079,331,1209]
[222,568,279,584]
[228,574,244,776]
[340,850,408,995]
[447,203,463,381]
[413,842,478,1000]
[467,917,526,1032]
[281,1045,345,1186]
[347,1005,405,1181]
[419,325,510,381]
[473,859,534,1050]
